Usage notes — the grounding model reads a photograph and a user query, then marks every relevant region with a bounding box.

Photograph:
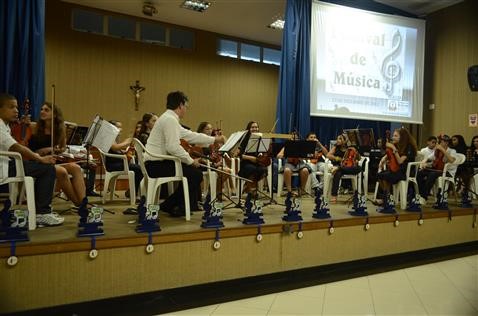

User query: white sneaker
[419,197,427,205]
[36,213,64,227]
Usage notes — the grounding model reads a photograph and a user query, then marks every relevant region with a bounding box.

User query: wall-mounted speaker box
[468,65,478,91]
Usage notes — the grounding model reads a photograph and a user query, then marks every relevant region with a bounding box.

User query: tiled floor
[161,255,478,315]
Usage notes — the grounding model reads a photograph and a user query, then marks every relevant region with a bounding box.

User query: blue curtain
[275,0,417,145]
[275,0,311,138]
[0,0,45,119]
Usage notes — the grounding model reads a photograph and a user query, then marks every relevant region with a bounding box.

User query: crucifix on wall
[129,80,145,111]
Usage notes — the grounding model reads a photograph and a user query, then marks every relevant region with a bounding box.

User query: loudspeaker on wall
[468,65,478,91]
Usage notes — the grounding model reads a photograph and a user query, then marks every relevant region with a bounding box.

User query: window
[72,9,103,34]
[240,43,261,62]
[217,38,281,66]
[140,22,166,45]
[170,28,194,50]
[108,16,136,40]
[263,48,281,66]
[217,39,238,58]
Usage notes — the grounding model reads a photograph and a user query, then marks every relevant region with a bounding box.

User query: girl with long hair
[29,102,86,206]
[376,128,418,207]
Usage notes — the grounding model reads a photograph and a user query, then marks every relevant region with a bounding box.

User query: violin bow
[51,84,56,155]
[198,163,253,183]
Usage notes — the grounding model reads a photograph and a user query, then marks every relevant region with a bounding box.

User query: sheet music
[219,131,247,152]
[245,134,271,154]
[84,115,119,152]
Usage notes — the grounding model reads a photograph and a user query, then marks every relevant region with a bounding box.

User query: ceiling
[62,0,464,46]
[374,0,463,17]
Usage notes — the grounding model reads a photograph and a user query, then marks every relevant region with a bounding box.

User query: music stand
[240,134,275,207]
[82,116,120,214]
[216,131,249,209]
[284,140,316,159]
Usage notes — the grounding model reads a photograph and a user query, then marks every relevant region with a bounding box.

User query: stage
[0,192,477,314]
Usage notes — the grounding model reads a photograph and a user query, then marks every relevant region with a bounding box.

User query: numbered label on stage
[87,207,103,223]
[146,205,160,220]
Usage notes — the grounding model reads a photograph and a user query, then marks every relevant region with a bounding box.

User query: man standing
[0,93,63,226]
[145,91,224,217]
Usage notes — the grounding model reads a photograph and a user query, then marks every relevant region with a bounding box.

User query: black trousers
[9,160,56,214]
[145,160,202,212]
[417,169,446,199]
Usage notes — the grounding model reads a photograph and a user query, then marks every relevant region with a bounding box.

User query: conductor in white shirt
[145,91,225,217]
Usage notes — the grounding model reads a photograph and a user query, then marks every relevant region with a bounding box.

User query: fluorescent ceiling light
[268,19,285,30]
[181,0,210,12]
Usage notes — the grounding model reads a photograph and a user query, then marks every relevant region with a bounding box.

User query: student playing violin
[196,121,235,198]
[417,134,456,205]
[276,132,311,196]
[106,120,143,199]
[29,102,87,207]
[237,121,268,196]
[375,128,417,205]
[305,132,329,193]
[326,133,361,203]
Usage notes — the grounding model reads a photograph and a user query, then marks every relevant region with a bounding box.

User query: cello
[11,98,32,146]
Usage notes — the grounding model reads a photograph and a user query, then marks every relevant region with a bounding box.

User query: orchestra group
[1,91,477,227]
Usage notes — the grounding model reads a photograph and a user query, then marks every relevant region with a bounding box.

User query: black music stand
[233,134,272,207]
[214,131,248,209]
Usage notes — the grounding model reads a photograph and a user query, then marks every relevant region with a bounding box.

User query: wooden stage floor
[1,191,476,256]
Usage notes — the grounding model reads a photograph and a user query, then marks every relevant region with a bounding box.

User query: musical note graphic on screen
[381,30,402,96]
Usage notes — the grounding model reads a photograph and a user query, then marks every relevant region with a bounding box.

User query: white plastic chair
[133,138,191,221]
[276,159,329,196]
[98,149,136,205]
[236,158,269,199]
[306,158,331,195]
[0,151,36,230]
[435,153,466,200]
[201,160,218,201]
[336,157,369,196]
[373,153,424,209]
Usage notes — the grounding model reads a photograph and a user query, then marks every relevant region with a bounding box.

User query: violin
[385,147,400,172]
[211,120,223,137]
[180,139,205,159]
[287,157,301,165]
[55,153,97,170]
[11,98,32,146]
[432,148,445,170]
[309,151,323,164]
[180,139,221,165]
[125,144,136,162]
[341,147,359,168]
[256,152,272,167]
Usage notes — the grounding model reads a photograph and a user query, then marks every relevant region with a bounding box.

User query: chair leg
[400,182,407,209]
[209,172,217,201]
[24,177,36,230]
[277,174,284,196]
[373,182,380,201]
[9,183,19,205]
[102,174,111,204]
[128,171,136,205]
[182,177,191,221]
